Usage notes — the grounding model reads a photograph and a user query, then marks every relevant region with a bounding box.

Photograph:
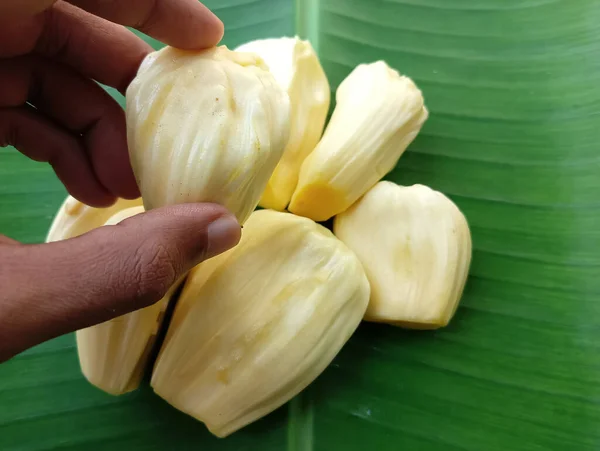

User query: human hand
[1,0,224,205]
[0,1,239,361]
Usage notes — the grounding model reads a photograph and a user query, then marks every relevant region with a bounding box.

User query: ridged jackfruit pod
[152,209,370,437]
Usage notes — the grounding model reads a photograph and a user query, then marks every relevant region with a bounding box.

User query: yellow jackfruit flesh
[75,206,177,395]
[126,45,291,224]
[151,209,370,437]
[289,61,428,221]
[235,37,330,211]
[47,35,470,428]
[334,182,472,329]
[46,199,176,394]
[46,195,142,243]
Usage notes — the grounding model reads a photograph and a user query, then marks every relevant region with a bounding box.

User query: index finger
[67,0,224,50]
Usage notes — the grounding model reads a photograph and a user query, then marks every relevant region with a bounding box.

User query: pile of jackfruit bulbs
[47,37,472,438]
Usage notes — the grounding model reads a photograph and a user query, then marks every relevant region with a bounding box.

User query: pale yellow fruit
[126,45,290,223]
[46,196,142,243]
[151,209,369,437]
[334,182,471,329]
[289,61,428,221]
[75,206,176,395]
[235,37,330,211]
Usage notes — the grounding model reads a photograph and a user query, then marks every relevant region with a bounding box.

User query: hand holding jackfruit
[289,61,428,221]
[235,37,330,211]
[126,45,290,223]
[151,209,370,437]
[334,182,471,328]
[46,195,142,242]
[76,206,176,395]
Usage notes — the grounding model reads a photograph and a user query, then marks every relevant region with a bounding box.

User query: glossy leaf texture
[1,0,600,450]
[305,0,600,450]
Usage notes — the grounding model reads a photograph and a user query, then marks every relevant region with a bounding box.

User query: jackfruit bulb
[289,61,428,221]
[334,182,471,329]
[76,206,176,395]
[126,45,291,223]
[151,209,370,437]
[235,37,330,211]
[46,195,142,243]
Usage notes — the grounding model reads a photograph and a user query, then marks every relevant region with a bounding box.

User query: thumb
[0,203,240,361]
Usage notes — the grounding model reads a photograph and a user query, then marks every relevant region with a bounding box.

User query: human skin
[0,0,241,361]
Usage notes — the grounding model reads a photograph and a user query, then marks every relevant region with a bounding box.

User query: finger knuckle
[135,0,160,34]
[129,238,179,305]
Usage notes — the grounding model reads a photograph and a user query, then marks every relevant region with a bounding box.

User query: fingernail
[206,215,241,258]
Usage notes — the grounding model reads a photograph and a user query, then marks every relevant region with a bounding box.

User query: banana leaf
[1,0,600,449]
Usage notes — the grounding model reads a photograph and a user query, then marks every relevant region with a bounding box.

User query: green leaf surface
[1,0,599,450]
